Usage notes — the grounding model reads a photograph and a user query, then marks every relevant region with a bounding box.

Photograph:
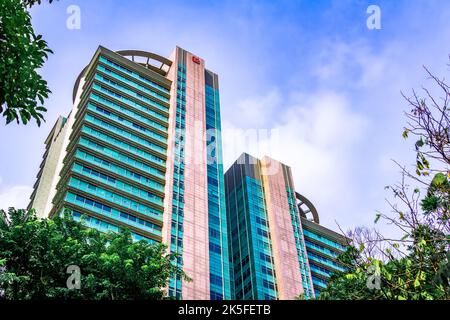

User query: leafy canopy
[0,0,54,126]
[0,208,188,299]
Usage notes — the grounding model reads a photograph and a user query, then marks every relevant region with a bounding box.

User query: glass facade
[301,217,347,295]
[51,50,170,245]
[205,70,232,300]
[226,171,278,300]
[286,187,314,299]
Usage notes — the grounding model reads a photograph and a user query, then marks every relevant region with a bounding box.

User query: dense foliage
[0,0,53,125]
[320,62,450,300]
[0,208,187,299]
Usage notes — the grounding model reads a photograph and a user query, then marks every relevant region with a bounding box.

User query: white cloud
[222,91,369,230]
[0,185,33,212]
[232,89,281,128]
[312,40,395,89]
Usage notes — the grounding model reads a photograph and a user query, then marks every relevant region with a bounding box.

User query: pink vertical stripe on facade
[285,167,315,298]
[260,156,304,300]
[181,51,210,300]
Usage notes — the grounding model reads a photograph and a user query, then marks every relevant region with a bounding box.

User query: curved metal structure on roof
[72,49,172,103]
[116,50,172,68]
[295,192,320,224]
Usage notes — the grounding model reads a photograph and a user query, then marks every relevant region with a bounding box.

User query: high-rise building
[297,201,348,295]
[28,46,230,300]
[224,153,315,300]
[28,116,68,216]
[224,153,348,299]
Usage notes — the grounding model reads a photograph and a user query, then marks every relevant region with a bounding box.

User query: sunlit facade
[29,46,231,300]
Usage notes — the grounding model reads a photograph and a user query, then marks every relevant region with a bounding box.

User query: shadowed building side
[225,153,315,300]
[300,216,348,296]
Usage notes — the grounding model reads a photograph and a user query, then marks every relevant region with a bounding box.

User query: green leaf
[402,129,409,139]
[417,160,424,171]
[0,0,52,126]
[374,213,381,223]
[415,138,424,148]
[431,172,447,187]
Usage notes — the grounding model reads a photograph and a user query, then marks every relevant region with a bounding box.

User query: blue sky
[1,0,450,235]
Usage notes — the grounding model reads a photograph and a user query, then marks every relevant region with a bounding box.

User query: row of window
[255,215,267,226]
[80,164,115,182]
[68,194,161,235]
[99,56,170,94]
[86,108,166,153]
[74,194,112,213]
[75,150,164,191]
[210,273,223,287]
[119,211,162,231]
[307,252,346,272]
[303,229,347,251]
[97,65,169,103]
[210,291,223,300]
[82,125,165,166]
[96,75,169,115]
[305,240,339,259]
[259,252,272,263]
[76,163,163,204]
[309,264,333,277]
[256,227,269,238]
[79,137,165,179]
[71,210,157,243]
[311,276,328,288]
[209,242,222,254]
[93,103,165,136]
[93,83,168,119]
[90,92,168,124]
[69,177,162,217]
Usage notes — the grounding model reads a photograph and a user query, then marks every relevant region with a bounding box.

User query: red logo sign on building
[192,56,201,64]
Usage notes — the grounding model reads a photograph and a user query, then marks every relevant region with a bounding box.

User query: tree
[0,208,188,300]
[0,0,55,126]
[320,61,450,300]
[22,1,56,6]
